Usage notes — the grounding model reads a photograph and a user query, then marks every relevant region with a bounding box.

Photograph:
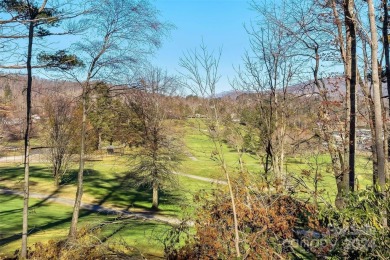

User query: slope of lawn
[181,119,260,180]
[0,158,217,217]
[1,118,374,209]
[0,118,375,257]
[285,152,373,202]
[181,119,374,207]
[0,119,237,217]
[0,195,171,258]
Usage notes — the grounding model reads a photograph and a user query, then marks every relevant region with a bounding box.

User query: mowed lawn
[0,154,217,216]
[0,119,374,256]
[0,160,216,256]
[0,122,224,256]
[0,195,170,258]
[182,119,260,180]
[182,119,373,199]
[285,152,373,202]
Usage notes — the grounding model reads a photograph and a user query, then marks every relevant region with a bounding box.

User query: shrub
[170,185,318,259]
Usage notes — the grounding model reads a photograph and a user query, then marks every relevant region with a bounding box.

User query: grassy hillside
[0,119,374,257]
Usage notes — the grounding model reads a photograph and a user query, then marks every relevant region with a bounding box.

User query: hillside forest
[1,0,390,259]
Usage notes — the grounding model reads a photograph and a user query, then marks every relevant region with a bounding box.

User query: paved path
[173,172,227,185]
[0,188,190,226]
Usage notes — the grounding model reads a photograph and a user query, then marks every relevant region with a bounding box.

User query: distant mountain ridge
[216,76,389,98]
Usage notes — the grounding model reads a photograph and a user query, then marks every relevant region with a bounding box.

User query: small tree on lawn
[125,67,183,210]
[43,93,77,187]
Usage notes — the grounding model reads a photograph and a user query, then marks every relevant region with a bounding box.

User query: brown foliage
[173,186,318,259]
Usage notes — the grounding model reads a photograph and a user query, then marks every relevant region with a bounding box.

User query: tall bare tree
[343,0,358,191]
[367,0,387,197]
[66,0,170,240]
[233,2,302,192]
[180,42,241,258]
[383,0,390,118]
[249,0,359,206]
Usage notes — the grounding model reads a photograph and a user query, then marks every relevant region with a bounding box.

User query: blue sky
[152,0,254,93]
[0,0,254,93]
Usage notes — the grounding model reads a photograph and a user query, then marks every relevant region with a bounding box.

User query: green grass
[0,119,376,256]
[181,119,259,180]
[285,153,373,202]
[0,162,215,217]
[0,195,170,258]
[181,119,376,208]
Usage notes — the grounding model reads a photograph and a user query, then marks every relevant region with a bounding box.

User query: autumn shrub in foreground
[167,186,318,259]
[167,184,390,259]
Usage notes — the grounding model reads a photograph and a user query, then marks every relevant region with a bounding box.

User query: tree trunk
[313,49,348,208]
[68,84,87,240]
[98,131,102,150]
[53,161,60,187]
[152,181,159,210]
[368,0,386,191]
[344,32,351,194]
[367,0,387,226]
[21,21,34,259]
[221,160,241,258]
[383,0,390,183]
[359,76,378,184]
[55,173,60,187]
[345,0,357,191]
[330,0,352,199]
[380,87,389,184]
[272,93,284,191]
[384,0,390,120]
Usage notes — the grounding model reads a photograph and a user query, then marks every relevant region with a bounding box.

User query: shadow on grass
[83,170,183,213]
[0,165,183,247]
[0,208,97,247]
[0,166,53,183]
[0,165,184,213]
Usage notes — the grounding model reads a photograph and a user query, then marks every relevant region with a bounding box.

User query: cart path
[173,171,227,185]
[0,188,192,226]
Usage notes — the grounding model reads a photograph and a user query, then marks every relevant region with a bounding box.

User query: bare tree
[255,0,364,207]
[343,0,358,192]
[43,94,77,187]
[66,0,171,240]
[179,42,241,258]
[382,0,390,118]
[232,2,302,192]
[296,0,351,207]
[367,0,387,226]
